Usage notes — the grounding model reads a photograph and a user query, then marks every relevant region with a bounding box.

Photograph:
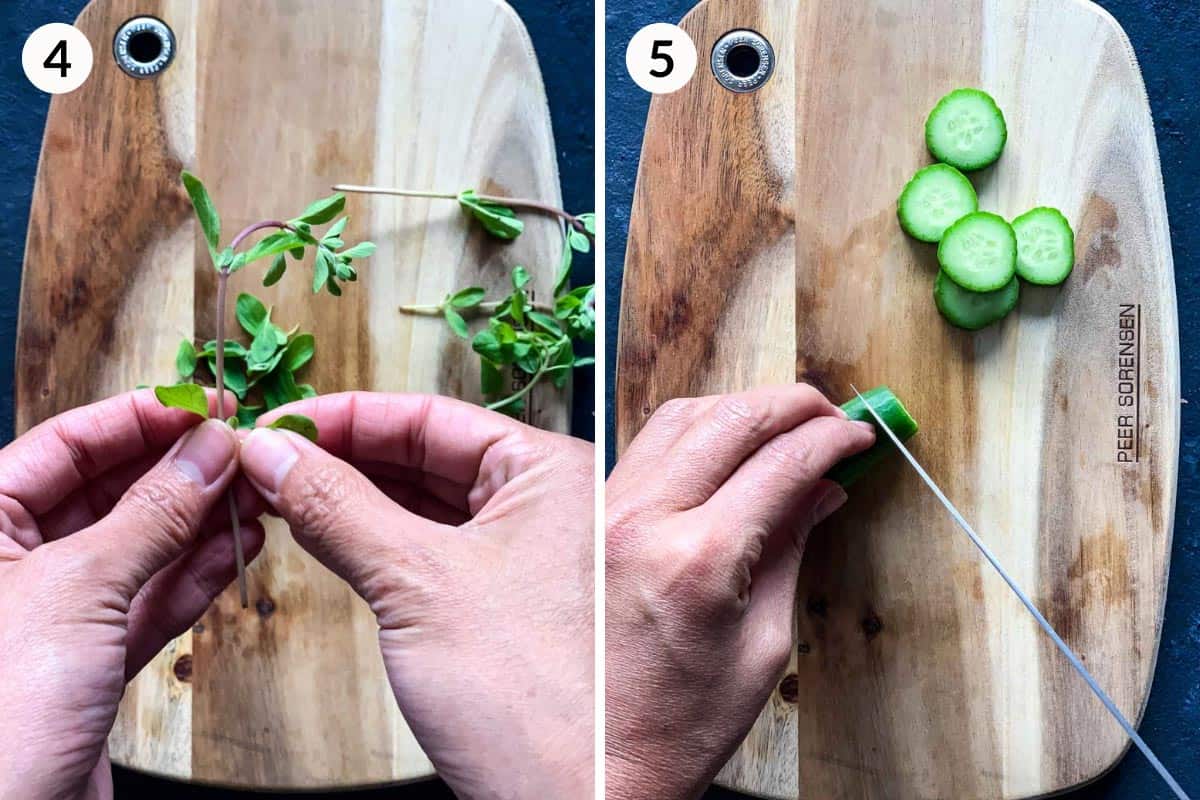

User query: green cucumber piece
[934,270,1019,330]
[925,88,1007,171]
[897,164,979,242]
[937,211,1017,292]
[826,386,918,487]
[1012,206,1075,285]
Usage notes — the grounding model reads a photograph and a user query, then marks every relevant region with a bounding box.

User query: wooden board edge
[614,0,705,455]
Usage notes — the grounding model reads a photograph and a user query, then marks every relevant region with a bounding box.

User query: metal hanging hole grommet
[711,29,774,93]
[113,16,175,79]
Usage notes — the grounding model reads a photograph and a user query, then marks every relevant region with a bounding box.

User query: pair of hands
[0,389,593,800]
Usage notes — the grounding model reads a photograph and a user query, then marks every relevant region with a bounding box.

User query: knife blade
[849,385,1190,800]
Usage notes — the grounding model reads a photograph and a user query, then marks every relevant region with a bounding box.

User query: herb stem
[216,218,293,610]
[486,356,548,412]
[332,184,591,234]
[213,268,249,609]
[230,220,292,249]
[399,300,555,316]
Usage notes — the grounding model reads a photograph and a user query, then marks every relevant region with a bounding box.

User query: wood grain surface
[17,0,566,789]
[616,1,1179,798]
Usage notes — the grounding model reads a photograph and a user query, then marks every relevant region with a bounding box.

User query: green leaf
[326,274,343,296]
[236,293,269,336]
[295,194,346,225]
[154,383,209,419]
[289,246,306,260]
[313,249,332,294]
[324,217,348,241]
[236,404,263,427]
[512,266,530,289]
[216,246,236,273]
[528,311,561,335]
[227,415,239,429]
[264,253,287,286]
[577,212,596,235]
[449,287,486,309]
[555,235,573,296]
[298,383,318,399]
[323,237,345,251]
[444,307,469,339]
[181,171,221,263]
[282,333,315,372]
[250,321,280,364]
[247,345,286,376]
[480,360,503,396]
[221,359,249,399]
[341,241,376,260]
[268,413,319,442]
[458,190,524,240]
[568,227,591,254]
[176,340,198,378]
[574,356,595,367]
[510,290,525,325]
[243,231,302,265]
[472,329,503,362]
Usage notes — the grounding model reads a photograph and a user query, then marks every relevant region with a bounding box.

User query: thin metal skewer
[850,385,1190,800]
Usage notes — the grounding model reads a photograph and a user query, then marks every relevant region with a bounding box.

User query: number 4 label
[626,23,697,95]
[22,23,93,95]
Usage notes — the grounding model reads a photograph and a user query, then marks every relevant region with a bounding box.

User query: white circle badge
[22,23,94,95]
[626,23,697,95]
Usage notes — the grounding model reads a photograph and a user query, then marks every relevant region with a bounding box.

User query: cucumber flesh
[897,164,978,242]
[934,270,1019,330]
[826,386,918,487]
[925,88,1007,171]
[1012,206,1075,285]
[937,211,1017,292]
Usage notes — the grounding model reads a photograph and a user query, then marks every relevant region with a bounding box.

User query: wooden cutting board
[17,0,566,789]
[616,1,1178,798]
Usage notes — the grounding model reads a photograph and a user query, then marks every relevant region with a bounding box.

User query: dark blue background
[1,1,592,798]
[605,2,1199,799]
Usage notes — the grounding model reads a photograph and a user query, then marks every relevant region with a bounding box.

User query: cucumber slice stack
[895,88,1076,330]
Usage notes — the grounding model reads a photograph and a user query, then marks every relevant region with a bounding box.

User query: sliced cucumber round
[1012,206,1075,285]
[937,211,1017,292]
[897,164,978,242]
[925,88,1007,172]
[934,270,1019,330]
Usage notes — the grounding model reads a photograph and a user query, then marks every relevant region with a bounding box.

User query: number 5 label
[626,23,697,95]
[22,23,93,95]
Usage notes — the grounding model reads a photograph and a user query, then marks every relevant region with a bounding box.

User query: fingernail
[835,406,849,419]
[241,428,299,493]
[175,420,237,487]
[852,420,876,434]
[813,485,848,525]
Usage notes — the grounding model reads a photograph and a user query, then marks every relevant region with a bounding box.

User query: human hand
[605,384,875,800]
[0,390,266,800]
[239,393,594,799]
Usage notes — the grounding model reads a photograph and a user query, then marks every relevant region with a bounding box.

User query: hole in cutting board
[113,16,175,79]
[127,31,162,64]
[725,44,760,78]
[710,29,774,93]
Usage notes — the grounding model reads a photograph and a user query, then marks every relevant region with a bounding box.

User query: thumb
[238,427,438,600]
[81,419,239,597]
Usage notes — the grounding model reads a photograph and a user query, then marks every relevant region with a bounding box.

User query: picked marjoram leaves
[334,182,596,416]
[155,171,376,606]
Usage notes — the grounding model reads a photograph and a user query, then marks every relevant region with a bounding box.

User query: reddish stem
[215,219,293,608]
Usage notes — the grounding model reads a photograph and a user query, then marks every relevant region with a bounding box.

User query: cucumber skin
[1012,206,1075,285]
[826,386,918,487]
[934,271,1020,330]
[896,164,979,243]
[937,211,1017,292]
[925,88,1008,171]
